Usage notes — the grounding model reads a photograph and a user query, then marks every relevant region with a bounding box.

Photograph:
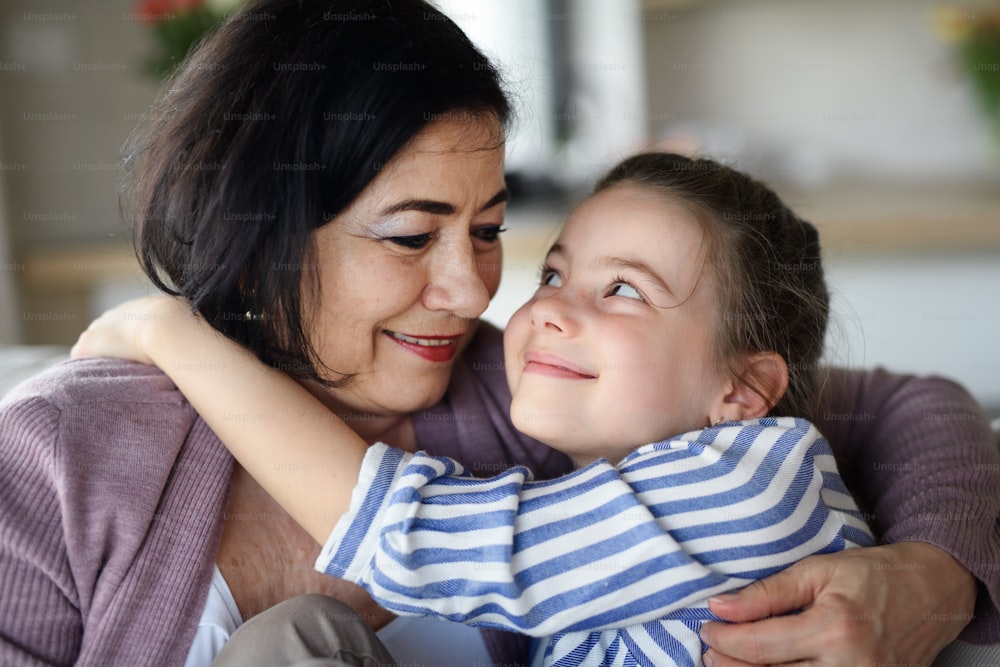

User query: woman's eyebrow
[377,187,509,217]
[480,188,510,211]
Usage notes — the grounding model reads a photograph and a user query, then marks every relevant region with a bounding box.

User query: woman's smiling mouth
[386,331,464,362]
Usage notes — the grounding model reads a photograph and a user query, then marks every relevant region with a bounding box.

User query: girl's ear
[713,352,789,422]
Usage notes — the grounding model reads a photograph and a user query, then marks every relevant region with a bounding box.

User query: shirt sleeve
[317,419,874,636]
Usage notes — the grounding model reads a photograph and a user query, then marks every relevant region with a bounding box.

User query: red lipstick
[386,331,463,363]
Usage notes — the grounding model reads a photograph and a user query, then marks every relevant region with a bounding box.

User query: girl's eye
[608,281,643,300]
[472,225,507,244]
[386,233,432,249]
[540,268,562,287]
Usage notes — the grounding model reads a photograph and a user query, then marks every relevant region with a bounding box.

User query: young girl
[73,152,874,666]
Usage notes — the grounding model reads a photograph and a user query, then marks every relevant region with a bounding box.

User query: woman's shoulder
[0,357,203,473]
[2,357,186,410]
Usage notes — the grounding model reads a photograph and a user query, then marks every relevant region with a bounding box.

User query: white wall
[0,1,158,248]
[824,252,1000,409]
[642,0,999,184]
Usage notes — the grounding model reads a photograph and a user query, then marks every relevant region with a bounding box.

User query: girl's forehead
[558,185,705,254]
[550,186,711,303]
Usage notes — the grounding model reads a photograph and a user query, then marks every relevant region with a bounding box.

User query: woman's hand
[70,295,194,364]
[700,541,976,666]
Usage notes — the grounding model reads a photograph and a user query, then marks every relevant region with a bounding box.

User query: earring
[714,417,726,426]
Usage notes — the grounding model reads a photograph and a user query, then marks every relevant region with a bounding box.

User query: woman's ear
[714,352,789,421]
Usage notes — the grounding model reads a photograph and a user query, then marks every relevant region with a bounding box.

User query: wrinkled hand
[700,541,975,667]
[70,295,194,365]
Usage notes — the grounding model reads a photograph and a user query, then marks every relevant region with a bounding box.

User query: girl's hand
[699,541,975,666]
[70,295,195,365]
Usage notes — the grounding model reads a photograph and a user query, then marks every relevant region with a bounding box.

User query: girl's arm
[71,295,363,543]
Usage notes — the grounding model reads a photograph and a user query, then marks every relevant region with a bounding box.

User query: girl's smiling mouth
[522,350,596,379]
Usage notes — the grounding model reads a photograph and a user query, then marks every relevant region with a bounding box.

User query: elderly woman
[0,1,997,666]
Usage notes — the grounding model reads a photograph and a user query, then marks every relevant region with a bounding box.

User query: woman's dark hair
[125,0,510,383]
[595,153,829,419]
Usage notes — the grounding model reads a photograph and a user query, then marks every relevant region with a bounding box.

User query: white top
[184,565,492,666]
[184,566,242,667]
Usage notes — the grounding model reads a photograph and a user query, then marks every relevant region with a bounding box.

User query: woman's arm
[701,367,1000,666]
[72,296,364,544]
[0,397,81,665]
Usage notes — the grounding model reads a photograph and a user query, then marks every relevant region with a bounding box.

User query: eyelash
[538,266,645,302]
[539,264,559,286]
[387,233,432,249]
[385,225,506,250]
[473,225,507,244]
[607,274,645,302]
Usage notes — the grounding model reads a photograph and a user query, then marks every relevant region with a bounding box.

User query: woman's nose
[422,241,491,319]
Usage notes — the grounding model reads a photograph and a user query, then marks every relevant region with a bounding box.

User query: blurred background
[0,0,998,414]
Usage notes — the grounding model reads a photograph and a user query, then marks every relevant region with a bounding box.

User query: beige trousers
[212,594,398,667]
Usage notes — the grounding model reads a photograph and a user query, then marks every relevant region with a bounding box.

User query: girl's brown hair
[595,152,829,419]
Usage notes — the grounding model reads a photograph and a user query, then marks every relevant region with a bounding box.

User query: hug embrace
[4,0,1000,666]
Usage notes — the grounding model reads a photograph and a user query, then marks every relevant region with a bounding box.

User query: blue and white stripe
[317,417,874,666]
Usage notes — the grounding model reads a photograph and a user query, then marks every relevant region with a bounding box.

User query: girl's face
[306,116,507,417]
[504,183,728,466]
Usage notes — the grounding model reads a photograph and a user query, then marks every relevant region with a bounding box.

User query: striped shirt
[316,417,875,666]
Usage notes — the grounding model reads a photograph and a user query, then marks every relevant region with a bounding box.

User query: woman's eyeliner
[386,225,506,250]
[387,233,433,249]
[474,225,507,243]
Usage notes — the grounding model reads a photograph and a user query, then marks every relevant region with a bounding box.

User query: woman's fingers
[700,543,976,667]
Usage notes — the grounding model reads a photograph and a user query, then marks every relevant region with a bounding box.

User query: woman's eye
[609,282,642,300]
[386,233,432,250]
[472,225,507,244]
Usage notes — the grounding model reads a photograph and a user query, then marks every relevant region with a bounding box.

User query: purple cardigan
[0,322,998,666]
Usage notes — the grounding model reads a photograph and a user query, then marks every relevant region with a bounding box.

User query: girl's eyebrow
[377,188,510,217]
[545,243,675,298]
[602,257,675,298]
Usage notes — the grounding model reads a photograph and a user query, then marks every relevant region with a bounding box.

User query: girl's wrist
[142,298,200,367]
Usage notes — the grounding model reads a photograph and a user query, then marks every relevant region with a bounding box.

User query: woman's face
[307,116,507,416]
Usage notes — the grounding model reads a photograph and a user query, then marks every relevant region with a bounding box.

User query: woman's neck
[297,379,419,452]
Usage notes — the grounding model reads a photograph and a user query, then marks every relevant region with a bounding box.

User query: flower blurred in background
[133,0,243,79]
